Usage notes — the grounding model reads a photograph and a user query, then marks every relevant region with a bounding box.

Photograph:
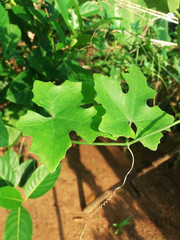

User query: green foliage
[6,71,34,106]
[0,113,20,147]
[16,65,175,171]
[24,164,61,199]
[0,186,22,209]
[4,207,33,240]
[168,0,180,13]
[94,65,174,150]
[0,149,61,239]
[113,217,132,235]
[0,0,180,238]
[16,80,108,171]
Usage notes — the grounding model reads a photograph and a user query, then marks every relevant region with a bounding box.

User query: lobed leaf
[16,80,107,171]
[4,207,33,240]
[94,65,174,150]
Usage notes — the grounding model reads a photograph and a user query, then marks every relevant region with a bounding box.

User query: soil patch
[0,133,180,240]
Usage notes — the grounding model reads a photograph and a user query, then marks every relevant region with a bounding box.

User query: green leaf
[79,1,100,17]
[0,186,22,209]
[4,150,20,172]
[143,0,169,13]
[27,55,56,80]
[0,156,16,186]
[24,165,61,199]
[51,19,66,46]
[4,207,33,240]
[113,217,132,235]
[16,80,105,171]
[73,0,83,30]
[0,5,9,41]
[15,159,37,187]
[1,24,21,58]
[94,65,174,150]
[168,0,180,12]
[0,112,21,147]
[11,5,33,23]
[6,71,34,106]
[55,0,75,33]
[154,19,171,42]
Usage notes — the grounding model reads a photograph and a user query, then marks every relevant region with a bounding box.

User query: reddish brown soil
[0,133,180,240]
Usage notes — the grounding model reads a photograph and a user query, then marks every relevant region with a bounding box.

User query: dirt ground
[0,133,180,240]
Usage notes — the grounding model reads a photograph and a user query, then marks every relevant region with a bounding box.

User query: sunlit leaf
[16,80,106,171]
[94,65,174,150]
[24,165,61,199]
[0,187,22,209]
[4,207,33,240]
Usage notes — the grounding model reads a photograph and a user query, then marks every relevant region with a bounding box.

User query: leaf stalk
[72,120,180,147]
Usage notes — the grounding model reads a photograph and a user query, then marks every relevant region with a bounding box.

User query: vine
[0,0,179,239]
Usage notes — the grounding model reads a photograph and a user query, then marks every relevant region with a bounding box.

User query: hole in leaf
[146,99,154,107]
[33,104,52,117]
[121,80,129,93]
[131,122,137,134]
[80,103,94,109]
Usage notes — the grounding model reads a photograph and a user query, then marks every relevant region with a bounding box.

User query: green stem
[72,120,180,147]
[72,140,128,147]
[73,0,83,31]
[127,120,180,147]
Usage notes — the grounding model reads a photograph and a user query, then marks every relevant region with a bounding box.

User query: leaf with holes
[4,206,32,240]
[0,186,22,209]
[16,80,110,171]
[94,65,174,150]
[24,165,61,199]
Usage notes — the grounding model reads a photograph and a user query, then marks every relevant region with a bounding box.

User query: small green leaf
[79,1,100,17]
[0,186,22,209]
[94,65,174,150]
[4,150,20,172]
[1,24,21,58]
[0,156,16,186]
[4,207,33,240]
[113,217,132,235]
[24,165,61,199]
